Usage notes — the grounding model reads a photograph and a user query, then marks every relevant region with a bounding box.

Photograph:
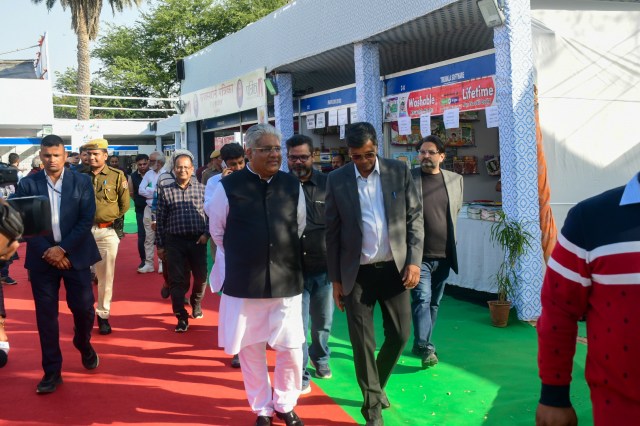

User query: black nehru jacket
[221,167,303,299]
[130,170,147,213]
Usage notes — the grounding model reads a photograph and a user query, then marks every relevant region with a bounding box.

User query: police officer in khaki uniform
[81,139,130,335]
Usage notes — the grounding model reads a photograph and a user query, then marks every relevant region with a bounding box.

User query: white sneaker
[158,261,163,274]
[300,383,311,394]
[137,264,155,273]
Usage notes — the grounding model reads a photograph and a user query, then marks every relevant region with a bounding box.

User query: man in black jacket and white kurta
[209,124,306,426]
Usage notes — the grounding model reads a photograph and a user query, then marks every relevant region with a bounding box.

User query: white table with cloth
[447,216,504,293]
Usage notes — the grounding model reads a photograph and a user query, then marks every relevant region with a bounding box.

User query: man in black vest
[209,124,306,426]
[128,154,149,269]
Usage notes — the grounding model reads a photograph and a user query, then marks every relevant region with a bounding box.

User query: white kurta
[208,167,307,354]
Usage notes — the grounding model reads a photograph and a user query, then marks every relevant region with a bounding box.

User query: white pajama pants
[238,342,303,416]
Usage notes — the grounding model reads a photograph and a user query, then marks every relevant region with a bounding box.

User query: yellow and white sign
[180,69,267,123]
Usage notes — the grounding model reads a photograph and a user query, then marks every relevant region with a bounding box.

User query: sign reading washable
[383,51,497,121]
[384,76,496,121]
[180,68,267,123]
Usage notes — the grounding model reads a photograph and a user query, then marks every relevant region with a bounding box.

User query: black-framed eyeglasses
[418,150,441,156]
[253,146,281,154]
[350,152,376,161]
[288,155,310,162]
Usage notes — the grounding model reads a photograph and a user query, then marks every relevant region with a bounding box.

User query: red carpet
[0,236,355,425]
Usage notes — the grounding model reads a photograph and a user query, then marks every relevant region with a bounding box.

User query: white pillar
[274,73,294,172]
[494,0,544,320]
[354,42,383,151]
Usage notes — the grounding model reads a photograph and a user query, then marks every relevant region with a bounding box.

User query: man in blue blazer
[15,135,101,394]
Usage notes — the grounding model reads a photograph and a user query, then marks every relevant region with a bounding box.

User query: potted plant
[488,210,534,327]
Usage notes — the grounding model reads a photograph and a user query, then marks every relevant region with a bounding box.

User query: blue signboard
[300,87,356,113]
[0,138,42,145]
[385,53,496,96]
[202,112,241,131]
[111,146,139,152]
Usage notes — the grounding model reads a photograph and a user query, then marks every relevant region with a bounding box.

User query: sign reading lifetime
[384,76,496,121]
[180,68,266,122]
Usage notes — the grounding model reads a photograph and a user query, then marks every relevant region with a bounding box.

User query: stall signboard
[300,86,356,114]
[180,68,266,123]
[385,52,495,95]
[384,76,496,121]
[384,51,496,121]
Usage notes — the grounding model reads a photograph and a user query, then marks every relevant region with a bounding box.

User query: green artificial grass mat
[310,296,593,425]
[124,200,138,234]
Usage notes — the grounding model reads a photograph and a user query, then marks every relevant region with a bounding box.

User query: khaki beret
[210,150,221,159]
[82,138,109,150]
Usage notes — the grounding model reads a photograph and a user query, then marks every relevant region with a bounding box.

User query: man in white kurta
[137,151,165,273]
[208,124,306,426]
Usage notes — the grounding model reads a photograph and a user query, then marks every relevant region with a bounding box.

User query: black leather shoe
[97,317,112,335]
[81,346,99,370]
[255,415,272,426]
[230,354,240,368]
[275,410,304,426]
[381,394,391,409]
[36,371,62,394]
[160,285,170,299]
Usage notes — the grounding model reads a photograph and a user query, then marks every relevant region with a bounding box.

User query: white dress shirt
[203,172,224,216]
[45,169,64,243]
[138,169,160,206]
[355,160,393,264]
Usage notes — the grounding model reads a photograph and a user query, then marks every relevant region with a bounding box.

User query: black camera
[0,163,51,239]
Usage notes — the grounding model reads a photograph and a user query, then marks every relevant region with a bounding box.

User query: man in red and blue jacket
[536,172,640,425]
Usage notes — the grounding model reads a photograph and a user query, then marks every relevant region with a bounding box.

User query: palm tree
[32,0,142,120]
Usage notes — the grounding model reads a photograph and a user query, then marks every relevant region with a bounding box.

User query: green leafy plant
[490,210,535,302]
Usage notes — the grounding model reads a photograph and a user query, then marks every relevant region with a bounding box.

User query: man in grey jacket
[411,135,463,369]
[326,122,423,426]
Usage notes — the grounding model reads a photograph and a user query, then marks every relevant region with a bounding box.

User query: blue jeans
[301,271,334,387]
[410,259,451,354]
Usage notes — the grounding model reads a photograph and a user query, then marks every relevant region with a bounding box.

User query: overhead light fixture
[265,76,278,96]
[477,0,505,28]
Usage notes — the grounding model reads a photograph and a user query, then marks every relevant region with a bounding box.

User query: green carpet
[310,296,593,425]
[124,200,138,234]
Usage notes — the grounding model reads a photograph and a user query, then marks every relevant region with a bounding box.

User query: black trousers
[30,267,95,374]
[0,277,5,318]
[344,261,411,422]
[135,208,146,262]
[165,234,207,319]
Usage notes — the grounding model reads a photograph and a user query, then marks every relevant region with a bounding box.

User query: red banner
[384,76,496,121]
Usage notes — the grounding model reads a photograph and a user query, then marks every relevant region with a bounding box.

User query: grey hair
[31,157,42,168]
[150,151,166,165]
[244,124,281,149]
[163,149,193,173]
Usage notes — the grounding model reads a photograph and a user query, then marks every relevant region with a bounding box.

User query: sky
[0,0,151,86]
